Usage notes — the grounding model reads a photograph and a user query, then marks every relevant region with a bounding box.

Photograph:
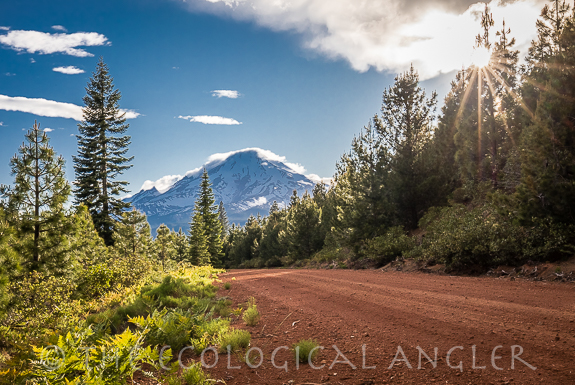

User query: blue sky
[0,0,544,195]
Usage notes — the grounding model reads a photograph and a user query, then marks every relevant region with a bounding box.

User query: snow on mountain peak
[139,148,310,193]
[127,147,329,231]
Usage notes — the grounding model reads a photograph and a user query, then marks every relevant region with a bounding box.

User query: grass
[219,328,251,353]
[224,282,231,290]
[242,297,260,326]
[293,339,321,363]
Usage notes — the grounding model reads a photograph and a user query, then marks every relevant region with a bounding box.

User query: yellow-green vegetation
[182,361,211,385]
[0,266,225,384]
[224,281,231,290]
[242,297,260,326]
[218,328,251,353]
[293,339,321,364]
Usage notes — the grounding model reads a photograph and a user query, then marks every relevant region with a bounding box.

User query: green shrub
[190,318,230,354]
[413,204,575,271]
[293,339,320,363]
[366,226,416,265]
[182,361,210,385]
[242,297,260,326]
[223,282,231,290]
[219,329,251,353]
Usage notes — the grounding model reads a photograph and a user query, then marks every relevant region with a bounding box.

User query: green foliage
[413,204,575,271]
[242,297,260,327]
[219,328,251,353]
[375,65,438,229]
[0,212,19,317]
[113,209,153,260]
[182,361,210,385]
[223,282,231,290]
[293,339,320,364]
[281,191,324,260]
[30,325,161,384]
[155,224,176,271]
[366,226,416,265]
[1,121,73,274]
[131,308,198,351]
[73,58,133,246]
[190,318,230,354]
[189,169,224,267]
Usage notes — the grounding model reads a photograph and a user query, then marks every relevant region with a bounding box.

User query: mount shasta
[126,148,328,232]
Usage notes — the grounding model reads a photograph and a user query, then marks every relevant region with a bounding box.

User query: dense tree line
[221,1,575,270]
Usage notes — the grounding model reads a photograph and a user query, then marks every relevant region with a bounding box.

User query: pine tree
[516,12,575,223]
[113,209,152,259]
[375,65,437,228]
[218,201,230,238]
[172,227,189,262]
[69,204,109,268]
[73,58,133,246]
[189,209,210,266]
[155,224,175,271]
[332,122,393,254]
[0,209,19,316]
[0,121,72,272]
[281,191,323,260]
[189,169,223,266]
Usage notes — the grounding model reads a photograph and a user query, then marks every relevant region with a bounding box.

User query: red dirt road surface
[210,269,575,384]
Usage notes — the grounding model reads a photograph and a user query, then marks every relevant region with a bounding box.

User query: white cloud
[120,109,141,119]
[211,90,240,99]
[53,65,84,75]
[52,25,67,32]
[30,58,36,63]
[5,73,15,76]
[43,128,54,132]
[0,94,140,121]
[0,30,109,57]
[0,26,9,31]
[0,122,4,126]
[0,94,83,120]
[178,115,241,125]
[305,173,333,185]
[141,174,184,193]
[189,0,544,79]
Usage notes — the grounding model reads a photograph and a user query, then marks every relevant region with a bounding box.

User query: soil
[203,269,575,385]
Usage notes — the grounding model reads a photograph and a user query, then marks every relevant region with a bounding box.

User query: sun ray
[483,67,516,147]
[485,66,534,119]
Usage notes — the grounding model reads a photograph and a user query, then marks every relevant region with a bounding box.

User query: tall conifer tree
[188,169,223,266]
[73,58,133,245]
[1,122,72,272]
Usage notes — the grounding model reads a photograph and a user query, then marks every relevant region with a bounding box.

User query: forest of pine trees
[221,1,575,271]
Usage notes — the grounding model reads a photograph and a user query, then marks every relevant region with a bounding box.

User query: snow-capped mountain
[125,148,327,232]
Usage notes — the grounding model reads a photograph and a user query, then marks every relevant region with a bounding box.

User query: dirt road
[210,269,575,384]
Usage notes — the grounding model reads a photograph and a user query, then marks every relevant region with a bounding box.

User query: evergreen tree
[0,209,19,316]
[73,58,133,246]
[281,191,323,260]
[172,227,189,262]
[375,65,437,228]
[0,122,72,273]
[189,169,223,266]
[332,122,393,254]
[516,11,575,223]
[155,224,175,271]
[69,204,109,268]
[189,209,210,266]
[218,201,230,238]
[113,209,152,259]
[258,201,288,266]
